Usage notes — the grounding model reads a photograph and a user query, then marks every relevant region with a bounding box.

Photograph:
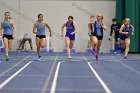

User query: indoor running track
[0,51,140,93]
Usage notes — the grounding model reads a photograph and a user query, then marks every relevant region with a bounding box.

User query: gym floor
[0,52,140,93]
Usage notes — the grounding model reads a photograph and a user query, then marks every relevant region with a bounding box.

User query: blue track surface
[0,52,140,93]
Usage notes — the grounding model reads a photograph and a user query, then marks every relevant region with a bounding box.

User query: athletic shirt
[66,21,75,36]
[94,21,103,36]
[1,20,13,35]
[122,24,131,37]
[36,21,46,35]
[110,23,121,36]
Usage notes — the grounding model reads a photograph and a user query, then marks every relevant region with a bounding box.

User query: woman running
[61,16,77,59]
[88,13,106,61]
[119,18,134,59]
[33,14,52,59]
[0,12,16,61]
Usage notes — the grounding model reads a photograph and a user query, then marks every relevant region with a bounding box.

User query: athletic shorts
[65,33,75,41]
[91,32,103,40]
[36,35,46,39]
[120,35,130,41]
[3,34,13,40]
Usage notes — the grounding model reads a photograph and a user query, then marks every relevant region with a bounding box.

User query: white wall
[0,0,116,52]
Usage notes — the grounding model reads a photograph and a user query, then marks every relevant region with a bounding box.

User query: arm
[61,23,66,37]
[131,25,134,35]
[71,22,77,35]
[110,25,113,36]
[88,23,92,36]
[33,23,37,34]
[109,25,113,40]
[11,20,16,38]
[45,22,52,37]
[119,24,128,35]
[101,20,107,30]
[0,22,3,37]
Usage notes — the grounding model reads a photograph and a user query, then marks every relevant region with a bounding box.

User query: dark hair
[5,12,10,15]
[90,15,94,18]
[112,18,117,22]
[38,14,43,18]
[5,12,11,19]
[68,16,73,20]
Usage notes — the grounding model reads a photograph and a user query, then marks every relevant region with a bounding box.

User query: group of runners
[0,12,134,61]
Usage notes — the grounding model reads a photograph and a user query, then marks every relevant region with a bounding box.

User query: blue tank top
[36,21,46,35]
[123,25,131,36]
[1,20,13,35]
[120,24,131,39]
[94,21,103,36]
[66,21,75,36]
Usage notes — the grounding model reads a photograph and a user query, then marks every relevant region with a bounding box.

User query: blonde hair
[97,13,103,20]
[124,18,130,22]
[123,18,130,24]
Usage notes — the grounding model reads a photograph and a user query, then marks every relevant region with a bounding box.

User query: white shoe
[37,56,41,60]
[37,58,41,61]
[68,56,72,59]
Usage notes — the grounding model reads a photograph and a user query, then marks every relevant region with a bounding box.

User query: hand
[12,34,15,39]
[131,32,134,35]
[49,33,52,37]
[108,36,111,40]
[124,32,128,35]
[33,31,37,34]
[70,32,75,35]
[88,33,91,37]
[117,38,120,41]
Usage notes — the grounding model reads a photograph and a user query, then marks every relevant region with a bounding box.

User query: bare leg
[36,37,41,58]
[65,37,71,58]
[124,38,130,59]
[3,37,9,61]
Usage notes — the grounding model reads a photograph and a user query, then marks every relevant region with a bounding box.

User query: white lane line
[0,61,32,90]
[83,55,112,93]
[70,60,81,62]
[106,59,140,75]
[115,60,140,76]
[0,53,33,77]
[41,53,58,93]
[50,61,65,93]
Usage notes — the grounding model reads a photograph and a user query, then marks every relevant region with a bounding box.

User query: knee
[66,44,69,48]
[125,44,129,48]
[40,45,45,48]
[94,41,98,45]
[4,45,8,49]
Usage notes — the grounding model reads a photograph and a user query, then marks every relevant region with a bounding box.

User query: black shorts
[115,37,120,41]
[114,35,120,41]
[3,34,13,40]
[36,35,46,39]
[91,32,103,40]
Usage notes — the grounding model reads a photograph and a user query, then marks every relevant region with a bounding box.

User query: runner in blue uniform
[61,16,77,59]
[33,14,52,59]
[119,18,134,59]
[89,13,106,61]
[0,12,16,61]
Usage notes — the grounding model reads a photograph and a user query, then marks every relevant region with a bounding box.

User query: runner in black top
[109,18,121,51]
